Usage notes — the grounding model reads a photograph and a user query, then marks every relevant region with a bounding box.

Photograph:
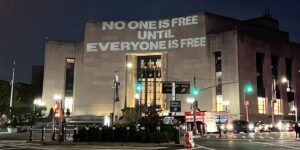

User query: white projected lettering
[87,15,206,52]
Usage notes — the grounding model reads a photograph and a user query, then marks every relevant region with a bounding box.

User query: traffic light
[244,84,254,94]
[191,87,199,96]
[136,81,142,91]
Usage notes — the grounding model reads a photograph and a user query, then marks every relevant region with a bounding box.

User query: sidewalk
[28,140,184,148]
[1,132,185,148]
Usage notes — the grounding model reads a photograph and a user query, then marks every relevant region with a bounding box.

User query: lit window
[274,99,282,115]
[257,97,266,114]
[65,97,73,112]
[216,95,223,112]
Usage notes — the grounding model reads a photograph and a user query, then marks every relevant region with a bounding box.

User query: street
[193,132,300,150]
[1,132,300,149]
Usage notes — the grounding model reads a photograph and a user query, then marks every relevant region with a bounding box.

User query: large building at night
[42,12,300,123]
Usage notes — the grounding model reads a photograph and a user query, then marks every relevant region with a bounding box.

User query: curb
[27,141,185,148]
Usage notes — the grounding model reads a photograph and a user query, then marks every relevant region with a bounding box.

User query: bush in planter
[77,127,88,142]
[88,126,99,141]
[101,127,113,141]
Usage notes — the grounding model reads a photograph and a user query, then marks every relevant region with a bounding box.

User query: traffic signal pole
[193,76,197,134]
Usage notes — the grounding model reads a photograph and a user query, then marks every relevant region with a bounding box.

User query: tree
[122,107,139,125]
[138,106,162,131]
[6,100,35,126]
[0,81,10,115]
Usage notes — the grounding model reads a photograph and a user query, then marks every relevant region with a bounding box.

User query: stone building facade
[42,12,300,123]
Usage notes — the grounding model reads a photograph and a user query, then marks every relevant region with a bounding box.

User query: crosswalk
[195,132,297,140]
[0,140,171,150]
[0,140,44,150]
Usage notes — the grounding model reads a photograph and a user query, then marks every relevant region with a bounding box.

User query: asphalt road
[193,132,300,150]
[1,132,300,150]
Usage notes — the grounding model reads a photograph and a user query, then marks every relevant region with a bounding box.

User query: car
[276,120,295,132]
[254,121,271,133]
[221,120,250,134]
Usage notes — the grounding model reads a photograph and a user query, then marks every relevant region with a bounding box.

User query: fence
[28,124,180,143]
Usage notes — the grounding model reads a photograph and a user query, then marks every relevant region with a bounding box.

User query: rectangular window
[215,52,222,72]
[215,52,222,110]
[274,99,282,115]
[257,97,266,114]
[64,58,75,112]
[137,55,162,107]
[216,95,223,112]
[256,53,265,97]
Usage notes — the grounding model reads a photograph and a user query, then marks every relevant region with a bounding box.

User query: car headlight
[286,123,290,128]
[220,124,225,130]
[264,125,268,130]
[248,124,254,130]
[227,124,233,130]
[277,122,282,129]
[258,125,263,130]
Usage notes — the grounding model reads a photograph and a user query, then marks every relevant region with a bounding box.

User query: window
[216,95,223,112]
[257,97,266,114]
[274,99,282,115]
[64,58,75,112]
[215,52,222,72]
[137,55,162,107]
[256,53,265,97]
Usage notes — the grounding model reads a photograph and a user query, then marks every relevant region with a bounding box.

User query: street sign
[162,81,190,94]
[170,101,181,112]
[184,111,205,122]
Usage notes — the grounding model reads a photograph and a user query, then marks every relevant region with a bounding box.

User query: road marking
[252,141,300,149]
[195,144,216,150]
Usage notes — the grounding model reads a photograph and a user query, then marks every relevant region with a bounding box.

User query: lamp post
[292,106,298,123]
[243,84,253,122]
[186,97,195,110]
[52,94,61,141]
[282,77,295,122]
[223,100,229,112]
[186,97,195,132]
[271,78,277,126]
[223,100,230,122]
[113,62,132,126]
[191,76,199,134]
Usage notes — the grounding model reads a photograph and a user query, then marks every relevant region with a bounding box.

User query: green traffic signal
[192,87,199,96]
[136,82,142,91]
[244,84,253,94]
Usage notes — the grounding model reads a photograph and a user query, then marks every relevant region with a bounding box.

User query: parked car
[254,121,271,133]
[276,120,295,132]
[221,120,250,134]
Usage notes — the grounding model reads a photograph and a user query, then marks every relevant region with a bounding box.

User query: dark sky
[0,0,299,83]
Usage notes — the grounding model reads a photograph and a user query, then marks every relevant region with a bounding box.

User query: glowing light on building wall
[65,97,73,112]
[104,115,110,126]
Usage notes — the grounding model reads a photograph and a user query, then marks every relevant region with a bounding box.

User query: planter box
[7,127,17,133]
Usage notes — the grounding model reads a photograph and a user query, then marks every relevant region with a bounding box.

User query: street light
[271,78,277,126]
[223,100,230,112]
[186,97,195,132]
[112,61,132,126]
[292,106,298,123]
[186,97,195,109]
[52,94,61,141]
[191,86,199,134]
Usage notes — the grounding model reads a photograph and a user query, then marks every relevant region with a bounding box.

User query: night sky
[0,0,299,83]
